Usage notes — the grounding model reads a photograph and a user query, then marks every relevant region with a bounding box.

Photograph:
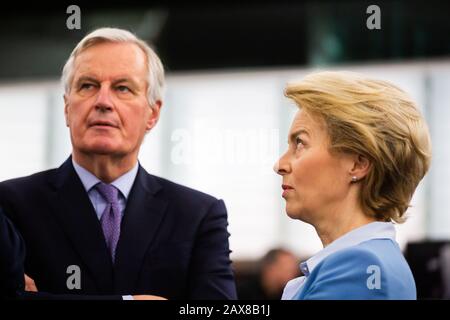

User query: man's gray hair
[61,27,165,106]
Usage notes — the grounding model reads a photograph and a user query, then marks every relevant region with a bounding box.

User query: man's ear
[64,94,70,127]
[146,100,162,132]
[349,154,371,181]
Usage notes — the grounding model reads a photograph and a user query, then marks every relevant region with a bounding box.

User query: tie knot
[95,182,119,204]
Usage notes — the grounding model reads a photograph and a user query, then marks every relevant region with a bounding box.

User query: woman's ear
[349,154,371,182]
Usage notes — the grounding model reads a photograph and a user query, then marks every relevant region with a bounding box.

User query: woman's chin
[285,204,310,223]
[285,205,300,220]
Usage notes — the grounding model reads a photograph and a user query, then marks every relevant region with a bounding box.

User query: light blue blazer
[294,238,416,300]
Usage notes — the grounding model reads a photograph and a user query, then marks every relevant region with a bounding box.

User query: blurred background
[0,0,449,299]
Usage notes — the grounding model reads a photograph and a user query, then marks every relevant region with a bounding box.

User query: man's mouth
[89,120,119,128]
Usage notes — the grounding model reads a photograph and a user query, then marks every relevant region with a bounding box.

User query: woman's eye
[296,136,305,148]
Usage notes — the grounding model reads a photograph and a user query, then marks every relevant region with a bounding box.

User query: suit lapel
[48,158,114,293]
[113,166,168,293]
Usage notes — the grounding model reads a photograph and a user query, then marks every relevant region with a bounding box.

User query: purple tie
[95,182,122,262]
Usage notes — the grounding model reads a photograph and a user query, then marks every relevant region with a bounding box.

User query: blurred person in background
[274,71,431,300]
[238,248,300,299]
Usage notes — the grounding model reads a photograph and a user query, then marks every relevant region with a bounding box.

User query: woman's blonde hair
[285,71,432,223]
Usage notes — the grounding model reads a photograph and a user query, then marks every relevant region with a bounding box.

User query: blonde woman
[275,71,431,300]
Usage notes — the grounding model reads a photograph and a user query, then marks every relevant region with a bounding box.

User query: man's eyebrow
[75,76,99,85]
[112,78,139,87]
[288,129,310,144]
[74,76,140,87]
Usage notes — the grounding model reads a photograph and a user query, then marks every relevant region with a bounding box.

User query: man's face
[64,42,160,159]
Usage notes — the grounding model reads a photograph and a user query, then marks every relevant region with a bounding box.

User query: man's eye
[80,83,95,90]
[116,86,131,93]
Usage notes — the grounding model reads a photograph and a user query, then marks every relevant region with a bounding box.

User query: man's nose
[94,85,114,112]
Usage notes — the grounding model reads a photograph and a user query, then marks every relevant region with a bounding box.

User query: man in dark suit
[0,208,25,299]
[0,27,236,300]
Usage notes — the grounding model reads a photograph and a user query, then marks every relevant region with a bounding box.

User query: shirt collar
[72,158,139,200]
[301,221,396,276]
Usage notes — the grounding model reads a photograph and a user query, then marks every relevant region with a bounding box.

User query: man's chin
[79,142,123,156]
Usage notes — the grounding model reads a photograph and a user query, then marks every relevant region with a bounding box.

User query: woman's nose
[274,151,291,175]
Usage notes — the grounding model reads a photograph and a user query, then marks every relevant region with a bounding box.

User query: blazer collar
[112,164,168,293]
[48,156,167,294]
[302,222,396,276]
[48,157,115,293]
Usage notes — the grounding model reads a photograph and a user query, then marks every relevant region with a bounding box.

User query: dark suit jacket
[0,208,25,299]
[0,157,237,300]
[1,207,113,301]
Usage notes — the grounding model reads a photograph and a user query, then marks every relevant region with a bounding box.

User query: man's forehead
[72,47,147,84]
[73,73,142,83]
[73,43,146,72]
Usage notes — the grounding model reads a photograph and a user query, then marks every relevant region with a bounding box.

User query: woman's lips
[282,184,294,197]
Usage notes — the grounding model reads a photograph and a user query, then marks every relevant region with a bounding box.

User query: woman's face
[274,110,356,224]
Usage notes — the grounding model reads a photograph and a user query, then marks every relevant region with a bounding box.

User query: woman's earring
[351,176,358,182]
